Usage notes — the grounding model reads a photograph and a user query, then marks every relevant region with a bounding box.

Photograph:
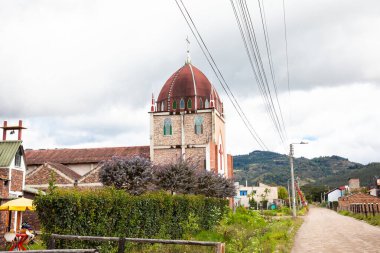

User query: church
[23,54,234,188]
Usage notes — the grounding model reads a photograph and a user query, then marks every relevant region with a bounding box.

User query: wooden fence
[48,234,225,253]
[349,203,380,217]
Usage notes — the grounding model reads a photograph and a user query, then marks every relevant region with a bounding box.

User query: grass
[339,210,380,226]
[14,208,303,253]
[262,206,308,217]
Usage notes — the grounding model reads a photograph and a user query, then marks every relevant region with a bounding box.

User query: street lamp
[289,141,308,218]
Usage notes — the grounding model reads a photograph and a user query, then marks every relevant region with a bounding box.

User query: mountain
[233,151,379,188]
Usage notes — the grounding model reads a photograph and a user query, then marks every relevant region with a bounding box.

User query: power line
[175,0,269,151]
[230,0,288,149]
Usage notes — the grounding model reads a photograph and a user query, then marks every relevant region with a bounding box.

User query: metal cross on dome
[186,36,190,53]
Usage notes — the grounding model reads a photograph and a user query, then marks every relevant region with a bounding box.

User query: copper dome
[156,63,223,113]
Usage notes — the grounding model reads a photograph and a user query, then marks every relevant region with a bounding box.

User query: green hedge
[34,188,227,250]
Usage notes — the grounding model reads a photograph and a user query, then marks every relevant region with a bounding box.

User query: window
[187,99,192,109]
[163,118,172,136]
[240,190,248,196]
[161,101,165,111]
[172,100,177,110]
[194,116,203,135]
[205,99,209,109]
[180,98,185,109]
[199,98,203,109]
[15,148,22,167]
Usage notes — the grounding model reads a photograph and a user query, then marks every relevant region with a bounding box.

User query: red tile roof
[25,146,150,165]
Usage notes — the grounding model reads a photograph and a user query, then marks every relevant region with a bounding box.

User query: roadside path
[292,206,380,253]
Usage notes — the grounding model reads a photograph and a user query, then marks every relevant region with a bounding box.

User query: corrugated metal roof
[0,141,22,167]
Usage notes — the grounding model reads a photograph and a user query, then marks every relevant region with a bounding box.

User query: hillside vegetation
[233,151,379,188]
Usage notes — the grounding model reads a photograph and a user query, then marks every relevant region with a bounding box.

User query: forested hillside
[233,151,379,188]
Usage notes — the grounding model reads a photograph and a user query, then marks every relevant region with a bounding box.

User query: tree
[260,188,270,209]
[154,159,197,194]
[194,170,236,198]
[278,186,288,200]
[99,156,153,195]
[154,158,236,198]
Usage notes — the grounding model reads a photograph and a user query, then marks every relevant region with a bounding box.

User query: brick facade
[10,169,24,192]
[26,166,72,185]
[153,148,182,165]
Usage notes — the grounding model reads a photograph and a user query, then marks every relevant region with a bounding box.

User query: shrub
[34,188,228,251]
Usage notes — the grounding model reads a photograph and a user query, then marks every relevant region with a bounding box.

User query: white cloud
[1,0,380,164]
[226,83,380,164]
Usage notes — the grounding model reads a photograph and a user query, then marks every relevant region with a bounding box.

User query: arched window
[163,118,172,136]
[194,116,203,135]
[199,98,203,109]
[180,98,185,109]
[187,99,192,109]
[172,100,177,110]
[161,101,165,111]
[14,148,22,167]
[205,99,209,109]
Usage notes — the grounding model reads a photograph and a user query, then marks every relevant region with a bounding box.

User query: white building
[327,186,346,202]
[235,183,278,208]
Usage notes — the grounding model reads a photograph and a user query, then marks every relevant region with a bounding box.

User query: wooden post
[215,243,225,253]
[364,204,368,217]
[118,237,126,253]
[49,236,56,249]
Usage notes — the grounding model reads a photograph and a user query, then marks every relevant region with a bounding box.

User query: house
[0,120,27,234]
[234,183,278,208]
[369,177,380,197]
[25,146,149,189]
[338,193,380,214]
[327,186,346,202]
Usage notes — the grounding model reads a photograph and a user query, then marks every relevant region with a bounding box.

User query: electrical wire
[175,0,269,151]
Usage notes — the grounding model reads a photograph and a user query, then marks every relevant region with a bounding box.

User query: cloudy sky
[1,0,379,164]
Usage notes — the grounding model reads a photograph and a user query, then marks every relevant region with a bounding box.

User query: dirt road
[292,206,380,253]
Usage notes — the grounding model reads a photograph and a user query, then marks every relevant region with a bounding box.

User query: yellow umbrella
[0,197,35,211]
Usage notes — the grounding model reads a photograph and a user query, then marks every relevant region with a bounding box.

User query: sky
[1,0,380,164]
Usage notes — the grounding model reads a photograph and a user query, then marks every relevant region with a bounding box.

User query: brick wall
[80,168,101,184]
[153,148,182,166]
[153,115,182,146]
[183,113,212,144]
[0,168,9,179]
[153,112,213,147]
[10,169,24,192]
[26,166,71,185]
[186,147,206,170]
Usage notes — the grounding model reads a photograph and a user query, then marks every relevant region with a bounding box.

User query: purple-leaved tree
[99,156,154,195]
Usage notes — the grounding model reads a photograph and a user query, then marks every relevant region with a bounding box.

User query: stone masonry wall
[153,114,181,146]
[186,147,206,170]
[183,113,212,145]
[153,148,181,166]
[10,169,23,192]
[153,112,212,147]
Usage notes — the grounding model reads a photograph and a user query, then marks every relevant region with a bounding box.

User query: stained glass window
[199,98,203,109]
[187,99,192,109]
[172,100,177,110]
[194,116,203,134]
[205,99,209,109]
[180,98,185,109]
[163,118,172,136]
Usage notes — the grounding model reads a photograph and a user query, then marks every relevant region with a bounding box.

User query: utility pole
[289,142,308,218]
[289,144,297,218]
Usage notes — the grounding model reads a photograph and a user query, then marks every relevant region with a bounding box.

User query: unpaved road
[292,206,380,253]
